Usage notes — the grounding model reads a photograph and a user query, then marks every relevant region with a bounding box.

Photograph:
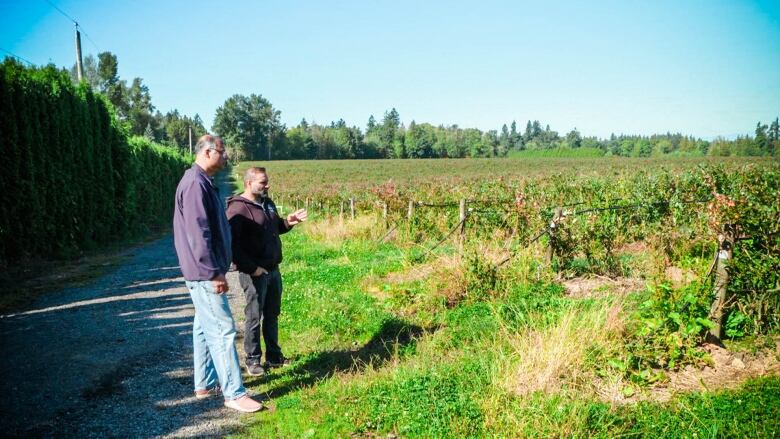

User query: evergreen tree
[380,108,401,158]
[768,118,779,142]
[499,123,510,152]
[754,122,768,154]
[143,122,155,141]
[510,120,523,149]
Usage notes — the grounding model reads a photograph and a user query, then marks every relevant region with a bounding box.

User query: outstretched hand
[287,209,308,226]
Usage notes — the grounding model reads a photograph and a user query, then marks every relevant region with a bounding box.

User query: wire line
[0,48,34,65]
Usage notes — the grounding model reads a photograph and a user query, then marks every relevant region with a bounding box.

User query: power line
[0,48,34,65]
[43,0,78,25]
[80,30,100,51]
[42,0,100,51]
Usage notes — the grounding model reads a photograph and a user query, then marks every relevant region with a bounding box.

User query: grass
[229,216,779,438]
[484,376,780,438]
[499,299,625,398]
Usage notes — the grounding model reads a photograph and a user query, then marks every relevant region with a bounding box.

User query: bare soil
[562,276,645,298]
[646,342,780,403]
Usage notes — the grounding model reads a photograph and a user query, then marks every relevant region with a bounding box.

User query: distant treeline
[65,51,779,160]
[0,58,191,267]
[213,95,779,161]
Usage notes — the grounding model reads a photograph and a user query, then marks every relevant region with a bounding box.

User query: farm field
[228,157,779,437]
[232,156,775,199]
[5,3,780,436]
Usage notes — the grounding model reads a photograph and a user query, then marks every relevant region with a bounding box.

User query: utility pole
[188,126,193,154]
[268,131,272,161]
[74,24,84,82]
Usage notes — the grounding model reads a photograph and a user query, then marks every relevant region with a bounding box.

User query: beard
[252,189,268,198]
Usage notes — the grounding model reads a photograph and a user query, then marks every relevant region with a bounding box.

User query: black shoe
[245,362,266,376]
[265,357,291,368]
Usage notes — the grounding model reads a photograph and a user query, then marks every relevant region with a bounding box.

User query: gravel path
[0,175,256,438]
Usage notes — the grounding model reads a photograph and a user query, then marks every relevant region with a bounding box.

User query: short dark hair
[243,166,267,184]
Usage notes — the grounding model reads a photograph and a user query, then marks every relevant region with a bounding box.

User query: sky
[1,0,779,139]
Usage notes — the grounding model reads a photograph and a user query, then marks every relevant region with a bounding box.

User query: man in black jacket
[227,166,307,376]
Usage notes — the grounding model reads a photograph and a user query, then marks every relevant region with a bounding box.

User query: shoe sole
[265,361,290,368]
[195,388,221,399]
[245,368,266,377]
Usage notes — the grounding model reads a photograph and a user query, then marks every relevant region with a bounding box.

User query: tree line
[1,58,191,268]
[69,52,778,160]
[214,95,778,160]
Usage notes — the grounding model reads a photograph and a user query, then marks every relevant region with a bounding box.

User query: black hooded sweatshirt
[226,195,292,274]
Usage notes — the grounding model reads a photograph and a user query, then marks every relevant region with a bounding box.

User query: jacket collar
[192,164,216,188]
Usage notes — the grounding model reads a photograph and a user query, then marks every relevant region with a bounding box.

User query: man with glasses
[227,167,307,376]
[173,135,263,412]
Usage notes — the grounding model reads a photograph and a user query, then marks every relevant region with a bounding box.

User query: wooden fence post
[339,200,344,222]
[407,200,415,220]
[707,224,734,343]
[350,198,355,220]
[547,207,562,265]
[305,197,309,211]
[382,202,388,227]
[459,199,467,248]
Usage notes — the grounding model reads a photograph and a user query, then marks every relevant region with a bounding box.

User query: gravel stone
[0,176,258,438]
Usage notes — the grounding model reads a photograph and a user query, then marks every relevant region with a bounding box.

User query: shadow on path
[0,170,244,438]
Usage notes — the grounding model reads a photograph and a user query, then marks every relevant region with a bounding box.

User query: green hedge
[0,59,192,268]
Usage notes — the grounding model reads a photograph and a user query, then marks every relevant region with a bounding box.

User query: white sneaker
[224,395,263,413]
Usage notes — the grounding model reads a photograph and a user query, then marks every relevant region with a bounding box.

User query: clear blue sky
[2,0,779,139]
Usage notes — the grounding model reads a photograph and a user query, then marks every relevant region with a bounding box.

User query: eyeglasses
[210,148,227,156]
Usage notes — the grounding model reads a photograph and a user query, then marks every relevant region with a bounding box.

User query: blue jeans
[186,280,246,401]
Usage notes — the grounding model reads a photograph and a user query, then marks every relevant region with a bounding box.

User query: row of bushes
[278,163,778,335]
[0,59,192,268]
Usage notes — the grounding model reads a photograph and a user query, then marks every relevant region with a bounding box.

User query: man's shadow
[250,317,436,399]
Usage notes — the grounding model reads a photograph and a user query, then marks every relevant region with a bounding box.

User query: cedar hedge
[0,58,192,268]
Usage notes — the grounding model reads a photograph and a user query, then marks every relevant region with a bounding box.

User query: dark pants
[238,269,283,365]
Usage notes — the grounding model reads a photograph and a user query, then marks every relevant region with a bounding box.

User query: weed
[618,282,714,382]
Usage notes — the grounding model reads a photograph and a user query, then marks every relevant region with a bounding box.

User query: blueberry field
[229,157,779,437]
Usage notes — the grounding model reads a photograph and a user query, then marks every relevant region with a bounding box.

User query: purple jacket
[173,164,232,281]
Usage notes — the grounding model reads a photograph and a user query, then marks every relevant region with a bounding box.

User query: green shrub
[618,283,713,382]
